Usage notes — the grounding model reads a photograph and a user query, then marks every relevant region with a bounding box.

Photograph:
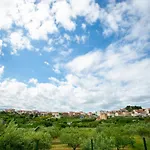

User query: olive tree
[60,128,85,150]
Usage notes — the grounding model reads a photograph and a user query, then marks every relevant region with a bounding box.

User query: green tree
[137,127,150,137]
[0,121,52,150]
[60,128,85,150]
[23,129,52,150]
[94,133,114,150]
[0,121,24,150]
[82,132,114,150]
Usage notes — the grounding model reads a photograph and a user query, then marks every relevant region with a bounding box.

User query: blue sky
[0,0,150,112]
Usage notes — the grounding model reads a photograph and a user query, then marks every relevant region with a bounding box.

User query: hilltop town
[2,106,150,120]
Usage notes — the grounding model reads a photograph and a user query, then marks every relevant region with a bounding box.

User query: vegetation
[60,128,86,150]
[0,121,52,150]
[125,106,142,112]
[0,111,150,150]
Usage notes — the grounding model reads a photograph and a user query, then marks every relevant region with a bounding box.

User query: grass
[129,136,150,150]
[51,135,150,150]
[51,138,81,150]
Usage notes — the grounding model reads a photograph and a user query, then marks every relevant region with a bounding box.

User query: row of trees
[59,123,150,150]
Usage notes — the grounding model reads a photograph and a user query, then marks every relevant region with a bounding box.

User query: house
[68,111,75,117]
[145,108,150,115]
[5,109,15,113]
[88,112,93,117]
[107,111,115,117]
[115,111,123,116]
[132,109,147,117]
[96,113,107,120]
[52,112,61,118]
[122,111,131,116]
[74,112,82,117]
[40,112,49,116]
[61,112,69,117]
[17,110,33,115]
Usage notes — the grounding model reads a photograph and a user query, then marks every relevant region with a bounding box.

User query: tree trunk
[73,147,76,150]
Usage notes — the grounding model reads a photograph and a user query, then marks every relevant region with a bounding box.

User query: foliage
[0,121,52,150]
[0,112,150,150]
[137,127,150,137]
[0,121,25,150]
[60,128,85,150]
[125,105,142,112]
[43,126,60,138]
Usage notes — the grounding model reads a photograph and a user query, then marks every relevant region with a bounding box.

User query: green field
[0,111,150,150]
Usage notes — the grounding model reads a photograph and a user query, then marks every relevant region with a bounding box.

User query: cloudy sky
[0,0,150,112]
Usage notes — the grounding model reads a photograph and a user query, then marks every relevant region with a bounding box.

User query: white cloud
[1,40,150,111]
[1,52,150,111]
[70,0,100,23]
[44,61,50,66]
[48,77,60,84]
[64,34,71,41]
[0,0,57,40]
[0,40,3,55]
[60,49,73,57]
[0,0,100,38]
[52,0,76,31]
[81,23,86,30]
[0,0,16,30]
[66,50,102,74]
[53,63,61,74]
[43,46,54,52]
[99,0,150,39]
[29,78,38,85]
[9,30,32,54]
[75,35,87,44]
[0,66,4,77]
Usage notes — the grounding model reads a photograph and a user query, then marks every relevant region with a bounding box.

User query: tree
[114,135,135,150]
[0,121,52,150]
[94,133,114,150]
[23,129,52,150]
[47,127,60,139]
[137,127,150,137]
[60,128,85,150]
[82,133,114,150]
[125,105,142,112]
[0,121,24,150]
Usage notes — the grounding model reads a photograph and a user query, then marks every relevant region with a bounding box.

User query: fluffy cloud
[9,30,32,54]
[28,78,38,85]
[0,42,150,111]
[0,66,4,77]
[70,0,100,23]
[60,49,73,57]
[52,0,75,31]
[75,35,87,44]
[0,0,99,41]
[81,23,86,30]
[0,0,16,30]
[99,0,150,39]
[1,50,150,111]
[66,51,102,74]
[44,61,50,66]
[0,40,2,55]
